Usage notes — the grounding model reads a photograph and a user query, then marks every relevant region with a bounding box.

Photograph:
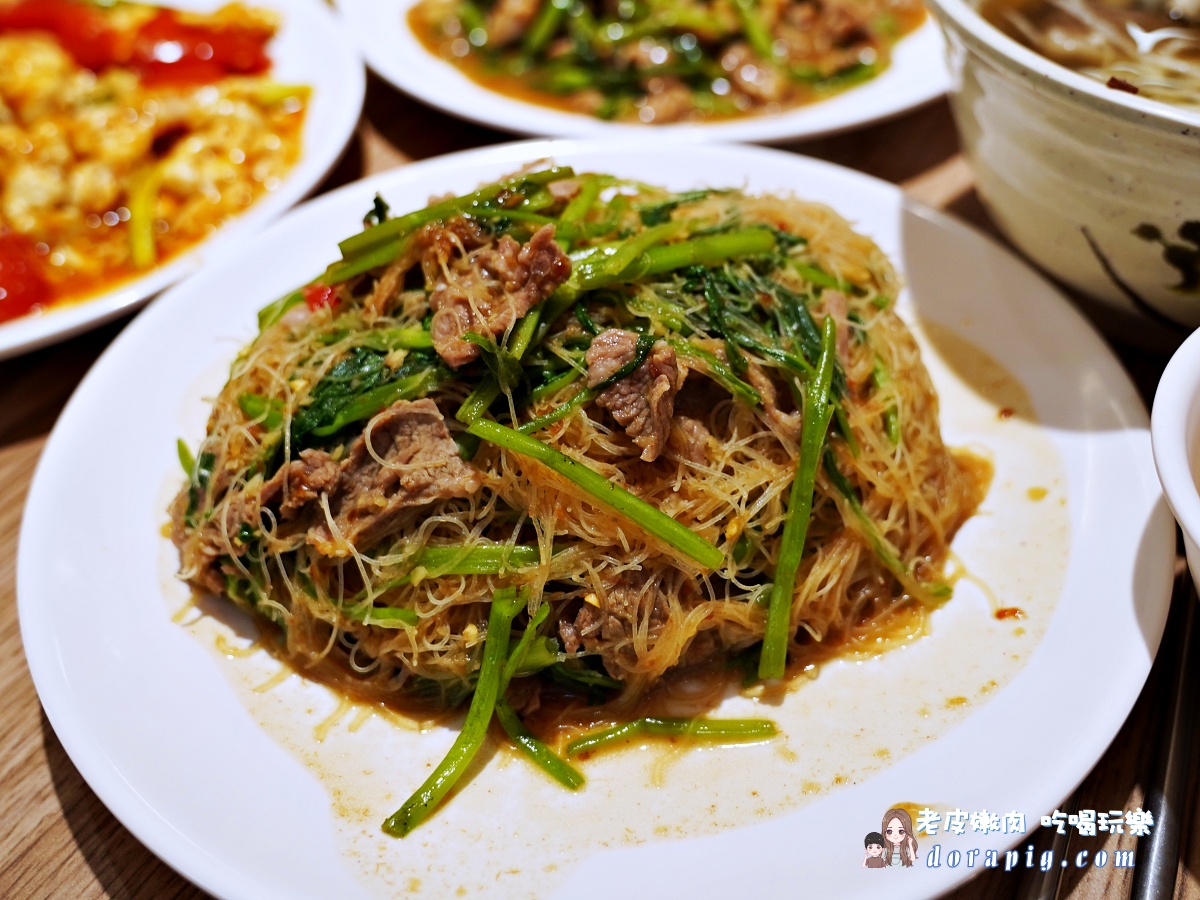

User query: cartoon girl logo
[881,808,918,867]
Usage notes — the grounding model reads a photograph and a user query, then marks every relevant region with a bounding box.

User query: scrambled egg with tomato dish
[0,0,307,324]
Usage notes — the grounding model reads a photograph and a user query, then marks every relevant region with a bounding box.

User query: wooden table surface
[0,78,1192,900]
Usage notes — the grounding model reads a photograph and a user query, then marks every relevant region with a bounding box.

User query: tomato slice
[0,0,116,71]
[131,10,272,87]
[0,0,273,86]
[0,231,51,325]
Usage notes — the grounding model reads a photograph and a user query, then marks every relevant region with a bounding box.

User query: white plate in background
[19,140,1172,899]
[0,0,365,360]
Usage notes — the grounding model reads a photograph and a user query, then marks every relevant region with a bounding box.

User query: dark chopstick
[1131,572,1198,900]
[1018,790,1077,900]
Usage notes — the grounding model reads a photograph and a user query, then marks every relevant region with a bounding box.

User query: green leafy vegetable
[363,193,391,228]
[291,348,445,445]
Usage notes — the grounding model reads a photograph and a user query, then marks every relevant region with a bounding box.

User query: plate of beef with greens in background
[334,0,947,141]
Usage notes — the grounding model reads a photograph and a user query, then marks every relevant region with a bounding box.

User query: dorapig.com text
[924,843,1135,872]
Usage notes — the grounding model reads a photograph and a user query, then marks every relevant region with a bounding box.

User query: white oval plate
[334,0,946,142]
[19,140,1172,900]
[0,0,365,361]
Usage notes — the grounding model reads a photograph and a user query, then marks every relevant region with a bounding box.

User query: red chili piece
[303,284,337,311]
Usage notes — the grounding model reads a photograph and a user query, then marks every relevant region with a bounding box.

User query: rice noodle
[985,0,1200,106]
[169,173,988,710]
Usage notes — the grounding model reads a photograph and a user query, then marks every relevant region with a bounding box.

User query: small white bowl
[926,0,1200,345]
[1152,328,1200,582]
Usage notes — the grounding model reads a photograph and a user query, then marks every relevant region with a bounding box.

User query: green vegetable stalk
[758,315,837,680]
[467,419,724,570]
[566,717,777,755]
[383,587,524,837]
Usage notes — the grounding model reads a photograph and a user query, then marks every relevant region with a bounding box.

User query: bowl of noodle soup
[925,0,1200,346]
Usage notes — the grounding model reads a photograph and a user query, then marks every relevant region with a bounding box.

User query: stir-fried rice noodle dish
[409,0,925,122]
[982,0,1200,107]
[0,0,307,324]
[171,167,987,833]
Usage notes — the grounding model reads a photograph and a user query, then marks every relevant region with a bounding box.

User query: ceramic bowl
[1153,327,1200,585]
[925,0,1200,346]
